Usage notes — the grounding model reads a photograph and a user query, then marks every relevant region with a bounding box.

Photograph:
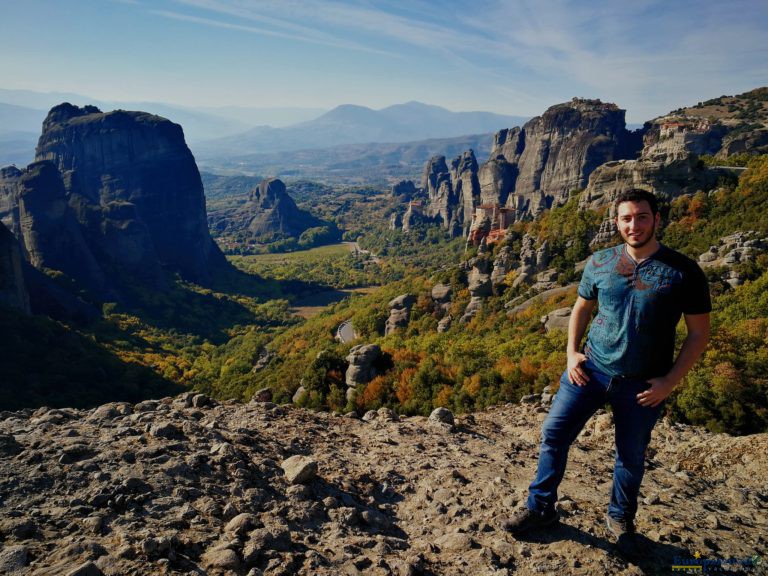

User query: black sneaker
[501,507,558,534]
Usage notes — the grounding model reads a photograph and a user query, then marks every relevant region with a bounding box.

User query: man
[502,189,711,546]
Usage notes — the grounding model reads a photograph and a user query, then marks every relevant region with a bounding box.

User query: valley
[1,88,768,433]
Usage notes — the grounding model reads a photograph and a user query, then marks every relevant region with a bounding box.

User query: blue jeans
[526,361,664,522]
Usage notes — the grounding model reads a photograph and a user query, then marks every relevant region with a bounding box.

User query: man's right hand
[567,352,589,386]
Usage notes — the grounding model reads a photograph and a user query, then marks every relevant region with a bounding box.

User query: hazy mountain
[0,89,318,144]
[195,132,497,186]
[193,101,529,156]
[196,105,326,128]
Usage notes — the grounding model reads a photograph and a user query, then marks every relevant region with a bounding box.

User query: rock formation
[541,307,572,332]
[697,230,768,287]
[0,222,30,313]
[344,344,381,399]
[579,135,720,213]
[390,180,417,202]
[401,201,427,232]
[14,161,112,298]
[35,103,226,287]
[461,258,493,323]
[430,283,452,314]
[490,245,515,293]
[0,396,765,575]
[504,99,641,214]
[385,294,416,336]
[209,178,327,244]
[408,98,642,238]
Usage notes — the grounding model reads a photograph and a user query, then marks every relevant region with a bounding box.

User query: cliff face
[414,99,641,234]
[35,103,226,286]
[208,177,327,243]
[491,98,641,218]
[0,222,30,314]
[15,161,112,297]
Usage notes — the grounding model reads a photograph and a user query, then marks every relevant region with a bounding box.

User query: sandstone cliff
[34,103,226,287]
[208,178,327,244]
[505,98,641,213]
[0,396,764,575]
[0,222,30,314]
[413,99,641,235]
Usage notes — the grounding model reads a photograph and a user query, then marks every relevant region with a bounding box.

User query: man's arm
[637,313,710,407]
[567,296,596,386]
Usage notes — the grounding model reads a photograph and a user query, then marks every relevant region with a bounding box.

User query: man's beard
[621,222,656,248]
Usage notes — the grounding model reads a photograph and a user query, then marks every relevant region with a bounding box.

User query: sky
[1,0,766,123]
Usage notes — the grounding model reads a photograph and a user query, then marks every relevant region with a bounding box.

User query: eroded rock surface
[0,396,765,575]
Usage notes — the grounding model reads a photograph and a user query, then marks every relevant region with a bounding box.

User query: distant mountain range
[0,90,526,170]
[0,89,326,166]
[193,101,528,157]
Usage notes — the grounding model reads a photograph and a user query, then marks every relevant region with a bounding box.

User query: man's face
[615,200,660,249]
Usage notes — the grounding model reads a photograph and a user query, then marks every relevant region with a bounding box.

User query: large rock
[490,245,515,292]
[580,147,718,212]
[209,177,331,244]
[541,307,572,332]
[35,103,227,287]
[506,98,641,214]
[0,222,30,313]
[391,180,417,201]
[280,455,318,485]
[422,155,458,230]
[385,293,416,335]
[345,344,381,388]
[13,161,111,297]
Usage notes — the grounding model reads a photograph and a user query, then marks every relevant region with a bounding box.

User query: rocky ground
[0,394,766,576]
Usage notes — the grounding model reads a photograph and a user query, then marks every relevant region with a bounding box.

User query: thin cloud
[150,7,395,55]
[171,0,503,58]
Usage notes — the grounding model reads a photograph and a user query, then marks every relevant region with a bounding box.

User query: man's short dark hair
[614,189,659,215]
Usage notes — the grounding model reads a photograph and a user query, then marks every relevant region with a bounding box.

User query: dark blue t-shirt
[578,243,711,378]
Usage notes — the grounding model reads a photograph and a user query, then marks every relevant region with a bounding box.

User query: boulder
[252,388,273,403]
[292,386,307,404]
[345,344,381,388]
[281,455,318,484]
[429,407,455,429]
[541,307,572,332]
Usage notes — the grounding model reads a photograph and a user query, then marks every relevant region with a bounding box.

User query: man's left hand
[636,376,676,407]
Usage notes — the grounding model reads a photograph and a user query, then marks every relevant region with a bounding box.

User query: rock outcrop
[697,230,768,287]
[208,178,328,244]
[461,258,493,323]
[579,136,719,212]
[35,103,226,287]
[390,180,417,201]
[541,307,572,332]
[14,161,112,298]
[409,98,642,238]
[385,294,416,336]
[503,98,641,215]
[0,222,30,313]
[490,245,515,293]
[344,344,381,398]
[0,396,765,575]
